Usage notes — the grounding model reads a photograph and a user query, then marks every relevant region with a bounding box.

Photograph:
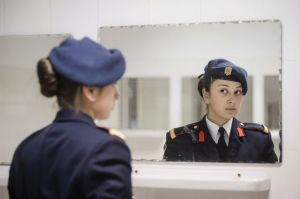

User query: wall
[0,0,300,199]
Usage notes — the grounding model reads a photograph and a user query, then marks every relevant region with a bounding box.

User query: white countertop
[132,162,270,191]
[1,163,270,192]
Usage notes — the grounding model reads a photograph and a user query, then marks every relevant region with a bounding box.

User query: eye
[235,90,242,95]
[220,89,228,94]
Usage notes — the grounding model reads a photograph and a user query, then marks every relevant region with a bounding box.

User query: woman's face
[203,79,243,125]
[93,83,119,120]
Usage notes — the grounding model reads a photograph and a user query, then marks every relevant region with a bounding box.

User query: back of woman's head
[37,37,126,109]
[37,58,79,109]
[37,59,57,97]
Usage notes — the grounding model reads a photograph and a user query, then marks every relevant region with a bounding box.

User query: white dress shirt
[205,116,233,146]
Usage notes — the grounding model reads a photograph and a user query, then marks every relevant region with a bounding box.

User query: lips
[225,108,236,111]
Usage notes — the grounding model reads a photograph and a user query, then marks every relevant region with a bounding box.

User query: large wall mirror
[0,21,282,165]
[99,20,282,163]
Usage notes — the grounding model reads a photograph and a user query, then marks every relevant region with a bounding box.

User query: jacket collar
[53,109,96,127]
[205,116,233,145]
[197,116,220,160]
[226,117,243,160]
[197,116,243,161]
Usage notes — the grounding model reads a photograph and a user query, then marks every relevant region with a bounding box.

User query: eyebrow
[217,84,242,89]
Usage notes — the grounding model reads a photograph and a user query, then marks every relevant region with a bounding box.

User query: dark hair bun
[37,59,58,97]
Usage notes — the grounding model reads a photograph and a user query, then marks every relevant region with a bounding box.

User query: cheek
[210,93,223,104]
[100,93,115,107]
[236,96,243,106]
[95,96,114,119]
[104,91,118,109]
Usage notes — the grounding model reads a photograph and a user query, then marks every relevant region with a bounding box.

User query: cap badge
[224,66,232,76]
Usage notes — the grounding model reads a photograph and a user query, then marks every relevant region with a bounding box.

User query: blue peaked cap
[48,37,125,86]
[204,58,248,95]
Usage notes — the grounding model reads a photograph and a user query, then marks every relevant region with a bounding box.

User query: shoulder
[57,122,129,153]
[80,126,131,165]
[68,123,112,141]
[239,122,271,137]
[95,125,127,141]
[95,126,129,150]
[65,123,131,159]
[166,122,200,141]
[86,127,131,167]
[14,126,49,151]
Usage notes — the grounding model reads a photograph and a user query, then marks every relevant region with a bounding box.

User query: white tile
[4,0,50,34]
[281,19,300,60]
[0,0,4,35]
[282,60,300,150]
[250,0,298,20]
[201,0,297,22]
[51,0,98,40]
[251,0,300,60]
[201,0,300,60]
[98,0,149,27]
[281,19,300,61]
[257,149,300,199]
[279,149,300,199]
[201,0,257,22]
[149,0,201,24]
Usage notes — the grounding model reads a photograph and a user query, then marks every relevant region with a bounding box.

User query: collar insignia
[199,131,205,142]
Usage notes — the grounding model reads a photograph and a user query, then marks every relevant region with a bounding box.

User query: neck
[206,112,228,127]
[74,90,95,119]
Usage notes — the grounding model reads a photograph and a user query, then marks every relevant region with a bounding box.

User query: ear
[202,88,210,104]
[82,86,97,102]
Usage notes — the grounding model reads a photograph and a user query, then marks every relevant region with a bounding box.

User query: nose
[227,93,235,105]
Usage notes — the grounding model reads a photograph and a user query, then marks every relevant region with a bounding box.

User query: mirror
[117,77,170,130]
[0,35,69,164]
[99,20,282,163]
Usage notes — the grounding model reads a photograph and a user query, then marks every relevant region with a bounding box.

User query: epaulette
[96,125,126,140]
[169,123,198,139]
[168,123,199,143]
[169,128,177,139]
[240,122,269,134]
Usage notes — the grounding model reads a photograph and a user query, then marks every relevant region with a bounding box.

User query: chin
[224,110,237,116]
[221,114,234,121]
[96,114,110,120]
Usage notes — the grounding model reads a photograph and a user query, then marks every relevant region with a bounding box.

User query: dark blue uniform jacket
[163,116,278,163]
[8,109,132,199]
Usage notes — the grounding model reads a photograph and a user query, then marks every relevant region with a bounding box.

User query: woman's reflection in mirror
[163,58,278,163]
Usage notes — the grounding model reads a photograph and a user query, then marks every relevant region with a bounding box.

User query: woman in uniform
[163,58,278,163]
[8,37,132,199]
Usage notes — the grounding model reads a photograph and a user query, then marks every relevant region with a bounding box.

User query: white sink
[132,162,271,199]
[1,163,271,199]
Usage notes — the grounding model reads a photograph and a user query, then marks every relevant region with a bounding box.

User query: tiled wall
[0,0,300,199]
